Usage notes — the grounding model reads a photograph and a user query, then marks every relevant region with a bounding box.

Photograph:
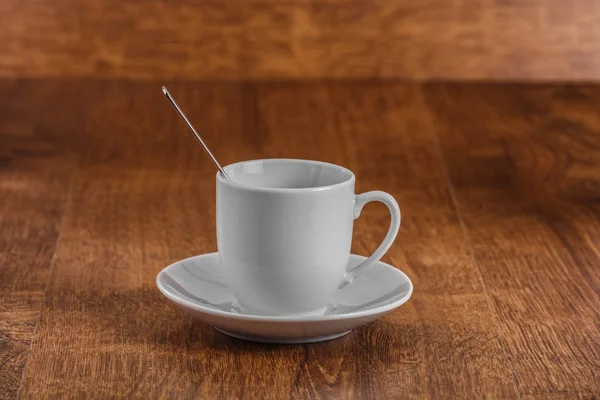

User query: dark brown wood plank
[0,80,78,399]
[423,83,600,398]
[2,1,600,80]
[15,80,516,398]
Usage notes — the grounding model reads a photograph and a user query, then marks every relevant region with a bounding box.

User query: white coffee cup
[217,159,401,317]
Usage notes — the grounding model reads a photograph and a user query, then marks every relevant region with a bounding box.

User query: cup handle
[340,191,401,288]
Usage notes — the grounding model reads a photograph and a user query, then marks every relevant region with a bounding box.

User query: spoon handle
[162,86,230,180]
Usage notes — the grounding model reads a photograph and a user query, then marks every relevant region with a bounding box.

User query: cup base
[239,304,328,318]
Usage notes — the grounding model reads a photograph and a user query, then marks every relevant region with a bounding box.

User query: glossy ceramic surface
[216,159,401,316]
[156,253,413,343]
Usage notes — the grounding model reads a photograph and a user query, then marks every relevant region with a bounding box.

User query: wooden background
[1,0,600,399]
[2,0,600,80]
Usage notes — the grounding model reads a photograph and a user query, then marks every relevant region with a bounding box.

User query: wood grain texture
[423,83,600,398]
[6,80,518,398]
[1,0,600,80]
[0,80,77,398]
[2,80,600,398]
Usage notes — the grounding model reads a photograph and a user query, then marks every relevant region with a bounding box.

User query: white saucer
[156,253,413,344]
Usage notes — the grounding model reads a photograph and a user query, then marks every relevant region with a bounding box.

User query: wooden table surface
[1,80,599,399]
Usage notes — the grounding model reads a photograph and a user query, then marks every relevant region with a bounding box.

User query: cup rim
[217,158,355,193]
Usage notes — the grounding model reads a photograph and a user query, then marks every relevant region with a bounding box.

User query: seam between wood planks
[17,163,80,400]
[417,84,524,399]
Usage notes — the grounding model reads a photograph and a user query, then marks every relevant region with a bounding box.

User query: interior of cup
[223,159,354,189]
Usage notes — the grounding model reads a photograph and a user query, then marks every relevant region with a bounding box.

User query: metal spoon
[162,86,230,180]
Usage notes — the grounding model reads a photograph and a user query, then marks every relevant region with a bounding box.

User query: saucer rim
[156,252,413,323]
